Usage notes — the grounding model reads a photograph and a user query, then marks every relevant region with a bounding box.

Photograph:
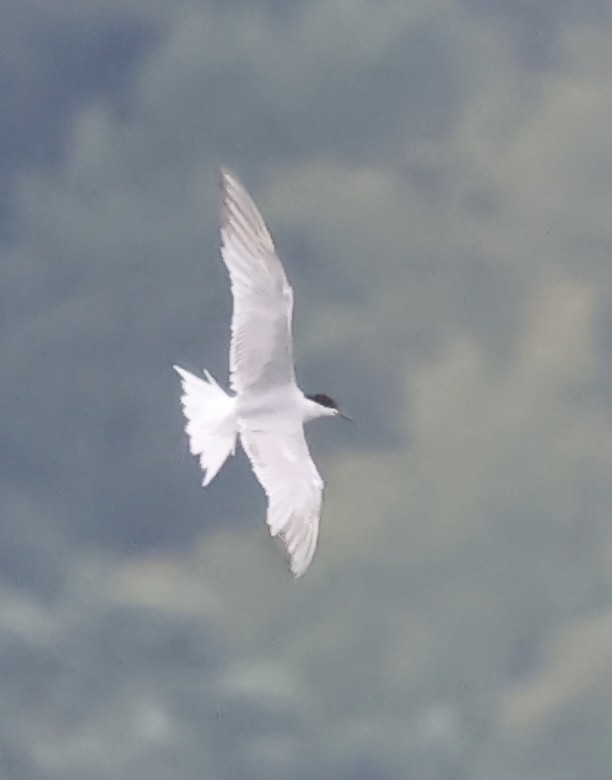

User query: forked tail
[174,366,237,486]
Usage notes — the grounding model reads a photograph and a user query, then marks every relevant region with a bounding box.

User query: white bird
[174,169,350,577]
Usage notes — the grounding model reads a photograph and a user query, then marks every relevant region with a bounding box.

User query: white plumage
[175,169,347,578]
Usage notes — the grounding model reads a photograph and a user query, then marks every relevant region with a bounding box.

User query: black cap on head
[306,393,338,410]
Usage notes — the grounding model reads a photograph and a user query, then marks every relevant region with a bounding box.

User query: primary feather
[220,170,296,398]
[240,429,323,578]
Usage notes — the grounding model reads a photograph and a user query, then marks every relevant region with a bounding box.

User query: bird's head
[305,393,353,421]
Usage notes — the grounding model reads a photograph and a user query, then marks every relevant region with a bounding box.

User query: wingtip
[218,167,237,229]
[294,549,313,577]
[270,529,314,579]
[289,555,313,579]
[218,166,237,194]
[287,531,318,579]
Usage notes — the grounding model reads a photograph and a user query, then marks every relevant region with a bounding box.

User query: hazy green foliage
[3,1,612,778]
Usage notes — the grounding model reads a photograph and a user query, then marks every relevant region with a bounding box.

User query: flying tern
[174,169,350,577]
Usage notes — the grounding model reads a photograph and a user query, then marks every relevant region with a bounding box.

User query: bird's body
[174,170,347,577]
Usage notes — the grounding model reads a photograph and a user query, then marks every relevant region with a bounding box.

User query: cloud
[4,4,612,774]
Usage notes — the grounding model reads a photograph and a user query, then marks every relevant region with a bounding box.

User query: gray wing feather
[220,170,296,397]
[240,428,323,577]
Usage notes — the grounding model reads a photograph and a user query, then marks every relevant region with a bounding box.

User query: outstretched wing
[240,428,323,577]
[220,170,296,398]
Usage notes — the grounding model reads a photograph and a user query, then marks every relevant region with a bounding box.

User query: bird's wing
[219,169,296,397]
[240,428,323,577]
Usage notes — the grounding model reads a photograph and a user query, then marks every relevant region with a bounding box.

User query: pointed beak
[338,408,353,422]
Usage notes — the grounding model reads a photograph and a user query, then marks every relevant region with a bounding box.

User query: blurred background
[3,0,612,778]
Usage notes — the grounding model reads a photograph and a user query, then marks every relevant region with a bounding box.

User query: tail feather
[174,365,237,486]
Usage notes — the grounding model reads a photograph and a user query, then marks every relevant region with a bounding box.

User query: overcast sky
[3,1,612,778]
